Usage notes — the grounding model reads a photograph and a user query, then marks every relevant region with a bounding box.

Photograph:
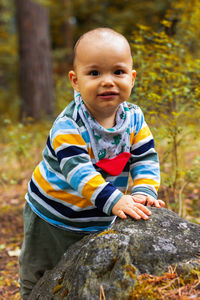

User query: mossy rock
[30,208,200,300]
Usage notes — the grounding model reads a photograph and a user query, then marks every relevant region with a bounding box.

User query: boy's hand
[112,195,151,220]
[132,194,165,208]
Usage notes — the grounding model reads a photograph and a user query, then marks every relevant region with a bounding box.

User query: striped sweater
[26,100,160,233]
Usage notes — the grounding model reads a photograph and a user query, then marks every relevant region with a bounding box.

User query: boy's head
[69,28,136,122]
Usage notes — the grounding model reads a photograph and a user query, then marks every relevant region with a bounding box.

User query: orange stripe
[134,126,151,144]
[82,174,105,200]
[134,178,159,191]
[130,132,135,145]
[33,166,92,208]
[53,134,86,150]
[88,147,95,159]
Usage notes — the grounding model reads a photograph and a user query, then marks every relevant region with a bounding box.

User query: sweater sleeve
[130,106,160,199]
[50,117,123,215]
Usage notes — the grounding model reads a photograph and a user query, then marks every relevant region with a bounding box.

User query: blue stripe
[132,139,154,155]
[30,179,107,218]
[41,161,70,190]
[46,136,56,157]
[134,110,144,135]
[130,113,135,129]
[82,131,90,143]
[111,176,128,187]
[57,146,88,163]
[51,119,76,139]
[95,183,117,211]
[131,164,159,178]
[132,187,157,199]
[70,165,95,190]
[27,202,110,232]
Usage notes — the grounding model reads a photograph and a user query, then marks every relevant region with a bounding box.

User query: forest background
[0,0,200,299]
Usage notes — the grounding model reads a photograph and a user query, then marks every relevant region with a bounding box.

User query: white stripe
[66,161,93,183]
[55,142,87,154]
[133,173,159,180]
[132,134,153,150]
[140,121,147,130]
[131,160,158,168]
[52,128,78,142]
[103,189,122,214]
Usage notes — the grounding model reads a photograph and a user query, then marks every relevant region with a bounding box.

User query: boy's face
[69,34,136,121]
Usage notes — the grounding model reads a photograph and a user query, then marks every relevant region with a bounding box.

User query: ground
[0,180,26,300]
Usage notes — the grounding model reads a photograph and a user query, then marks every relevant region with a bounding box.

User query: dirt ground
[0,180,26,300]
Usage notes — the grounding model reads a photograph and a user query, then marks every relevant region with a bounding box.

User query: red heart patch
[96,152,131,176]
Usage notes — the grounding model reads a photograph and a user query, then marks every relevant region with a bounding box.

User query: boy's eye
[89,70,99,76]
[114,69,125,75]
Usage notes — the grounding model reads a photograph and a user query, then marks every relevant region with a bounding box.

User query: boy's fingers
[133,207,150,220]
[132,195,146,203]
[117,210,127,219]
[122,207,141,220]
[158,200,165,207]
[126,204,151,220]
[146,196,154,206]
[146,196,165,208]
[135,203,151,215]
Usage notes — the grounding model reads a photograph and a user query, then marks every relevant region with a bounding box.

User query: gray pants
[19,203,87,300]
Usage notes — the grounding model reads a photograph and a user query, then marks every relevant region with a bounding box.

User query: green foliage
[130,0,200,215]
[0,0,19,121]
[0,118,50,185]
[54,75,73,113]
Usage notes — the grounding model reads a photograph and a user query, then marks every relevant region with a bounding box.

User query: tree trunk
[63,0,73,67]
[15,0,54,120]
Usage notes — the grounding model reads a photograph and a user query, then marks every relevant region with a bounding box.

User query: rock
[30,208,200,300]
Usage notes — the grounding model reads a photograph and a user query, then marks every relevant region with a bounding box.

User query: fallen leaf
[8,248,21,257]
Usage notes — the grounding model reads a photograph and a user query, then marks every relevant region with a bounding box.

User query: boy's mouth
[98,91,119,97]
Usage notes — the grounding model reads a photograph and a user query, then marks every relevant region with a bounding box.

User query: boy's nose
[101,75,114,87]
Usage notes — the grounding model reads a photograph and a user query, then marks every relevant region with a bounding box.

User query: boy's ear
[132,70,136,87]
[68,70,79,91]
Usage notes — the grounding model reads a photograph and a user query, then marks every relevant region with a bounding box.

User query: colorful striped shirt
[25,100,160,233]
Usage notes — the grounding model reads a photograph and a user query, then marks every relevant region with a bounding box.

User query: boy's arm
[130,107,160,199]
[50,118,123,215]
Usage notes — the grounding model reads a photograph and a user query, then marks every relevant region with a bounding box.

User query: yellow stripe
[33,166,92,208]
[53,134,86,150]
[134,178,159,191]
[134,126,151,144]
[88,147,95,159]
[82,174,105,200]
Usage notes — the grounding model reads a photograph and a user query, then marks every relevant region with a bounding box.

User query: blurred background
[0,0,200,298]
[0,0,200,218]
